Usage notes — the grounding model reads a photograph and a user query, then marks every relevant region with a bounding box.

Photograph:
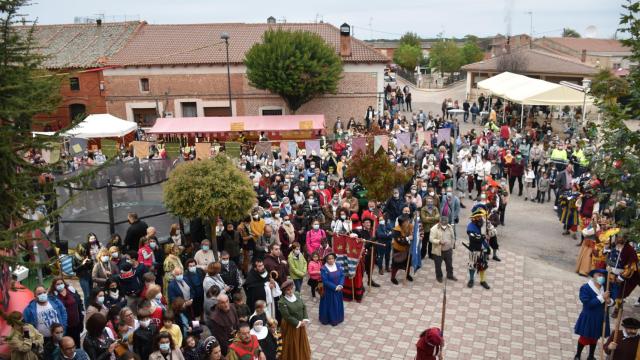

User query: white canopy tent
[33,114,137,138]
[477,72,594,127]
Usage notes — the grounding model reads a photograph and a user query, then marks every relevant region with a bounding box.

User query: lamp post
[220,32,232,116]
[581,79,591,128]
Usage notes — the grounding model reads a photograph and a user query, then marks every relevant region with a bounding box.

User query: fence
[55,158,180,249]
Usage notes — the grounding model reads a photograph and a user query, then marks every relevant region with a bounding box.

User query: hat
[470,208,487,219]
[622,317,640,329]
[203,336,220,355]
[250,320,269,340]
[281,280,294,292]
[588,269,607,277]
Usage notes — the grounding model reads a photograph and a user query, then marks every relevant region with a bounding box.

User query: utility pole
[526,11,533,38]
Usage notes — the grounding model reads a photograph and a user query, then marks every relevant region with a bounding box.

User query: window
[613,63,622,70]
[68,104,86,122]
[133,108,158,127]
[139,78,150,92]
[203,106,231,116]
[69,77,80,91]
[260,107,283,116]
[181,102,198,117]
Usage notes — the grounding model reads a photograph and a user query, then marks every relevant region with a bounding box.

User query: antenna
[525,11,533,37]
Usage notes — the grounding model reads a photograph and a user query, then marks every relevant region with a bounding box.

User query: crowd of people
[7,91,640,360]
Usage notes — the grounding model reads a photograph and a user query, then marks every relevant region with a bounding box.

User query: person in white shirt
[524,165,536,201]
[461,155,476,199]
[194,240,216,270]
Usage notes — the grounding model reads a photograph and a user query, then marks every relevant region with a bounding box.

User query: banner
[69,137,87,155]
[164,143,182,158]
[304,140,320,155]
[287,141,297,159]
[417,131,432,146]
[411,217,422,272]
[41,142,61,163]
[352,137,366,155]
[333,234,364,278]
[225,142,241,159]
[195,142,212,160]
[131,141,150,159]
[101,139,118,158]
[437,128,451,145]
[373,135,388,154]
[396,132,411,150]
[255,142,272,159]
[279,141,289,157]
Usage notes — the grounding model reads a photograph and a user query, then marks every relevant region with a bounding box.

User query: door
[69,104,87,122]
[132,108,158,127]
[181,102,198,117]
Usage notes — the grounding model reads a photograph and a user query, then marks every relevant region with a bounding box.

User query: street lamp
[220,32,232,116]
[581,79,591,127]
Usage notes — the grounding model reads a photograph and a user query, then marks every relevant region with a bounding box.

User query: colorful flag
[374,135,389,153]
[437,128,451,144]
[333,234,364,278]
[396,132,411,149]
[304,139,320,155]
[352,137,367,155]
[411,217,422,272]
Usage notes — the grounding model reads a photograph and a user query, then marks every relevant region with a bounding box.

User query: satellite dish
[584,25,597,38]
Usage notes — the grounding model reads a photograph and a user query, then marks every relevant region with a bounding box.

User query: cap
[622,317,640,329]
[589,268,607,277]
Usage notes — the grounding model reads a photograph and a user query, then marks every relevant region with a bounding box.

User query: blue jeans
[376,238,391,270]
[79,276,92,306]
[293,278,303,293]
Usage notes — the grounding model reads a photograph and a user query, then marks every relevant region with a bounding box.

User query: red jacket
[500,125,510,140]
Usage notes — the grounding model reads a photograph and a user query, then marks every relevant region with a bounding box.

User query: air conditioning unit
[164,112,173,118]
[12,265,29,282]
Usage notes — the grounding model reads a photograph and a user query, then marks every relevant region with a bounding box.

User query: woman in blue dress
[574,268,612,360]
[319,253,345,326]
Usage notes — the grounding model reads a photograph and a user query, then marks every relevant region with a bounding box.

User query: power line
[351,25,405,38]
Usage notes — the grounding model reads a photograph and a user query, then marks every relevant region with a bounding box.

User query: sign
[131,141,150,159]
[299,120,313,130]
[195,142,212,160]
[69,138,87,155]
[164,143,182,158]
[230,122,245,131]
[101,139,118,158]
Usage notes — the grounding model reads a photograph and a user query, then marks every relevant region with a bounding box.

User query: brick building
[20,21,142,130]
[103,21,388,131]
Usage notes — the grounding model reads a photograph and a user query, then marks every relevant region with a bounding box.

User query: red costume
[416,327,443,360]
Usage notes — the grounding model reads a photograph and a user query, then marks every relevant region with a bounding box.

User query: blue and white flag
[411,217,422,272]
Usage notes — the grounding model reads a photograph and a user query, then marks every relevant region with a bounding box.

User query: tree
[163,156,255,256]
[393,44,422,71]
[244,29,343,113]
[460,40,484,65]
[346,141,413,202]
[590,0,640,240]
[562,28,581,38]
[399,31,421,48]
[0,0,97,271]
[590,69,629,101]
[496,51,529,74]
[429,40,463,77]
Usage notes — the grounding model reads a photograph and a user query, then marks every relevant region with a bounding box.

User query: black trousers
[421,230,431,259]
[508,175,523,195]
[433,249,454,279]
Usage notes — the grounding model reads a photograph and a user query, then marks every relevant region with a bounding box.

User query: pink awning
[147,115,325,134]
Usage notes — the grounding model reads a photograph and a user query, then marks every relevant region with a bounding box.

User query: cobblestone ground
[301,246,584,360]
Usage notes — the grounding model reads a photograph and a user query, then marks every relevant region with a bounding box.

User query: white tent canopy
[33,114,137,138]
[477,72,593,106]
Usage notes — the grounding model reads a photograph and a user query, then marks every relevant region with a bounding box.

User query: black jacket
[83,334,113,360]
[243,269,269,313]
[124,220,148,251]
[133,325,157,360]
[220,260,241,291]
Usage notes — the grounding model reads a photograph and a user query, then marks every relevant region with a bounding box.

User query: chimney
[267,16,276,24]
[339,23,351,57]
[96,18,102,26]
[581,49,587,63]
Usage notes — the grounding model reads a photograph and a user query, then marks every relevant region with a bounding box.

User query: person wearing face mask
[420,197,441,260]
[466,209,491,289]
[168,267,195,310]
[315,180,332,207]
[604,317,640,359]
[288,242,308,293]
[429,216,457,283]
[440,187,460,226]
[250,319,278,360]
[138,236,155,268]
[194,239,215,270]
[48,277,83,346]
[277,216,296,258]
[331,209,352,235]
[92,248,119,288]
[183,258,205,319]
[43,323,65,360]
[104,278,127,310]
[23,285,67,342]
[148,330,183,360]
[133,307,158,360]
[5,310,44,360]
[305,220,326,256]
[243,259,272,313]
[385,189,407,224]
[574,268,612,360]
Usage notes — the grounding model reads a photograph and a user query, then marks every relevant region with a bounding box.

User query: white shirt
[36,302,59,337]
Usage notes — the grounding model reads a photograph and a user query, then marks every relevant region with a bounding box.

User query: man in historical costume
[560,188,580,237]
[244,258,281,316]
[466,208,490,289]
[226,322,266,360]
[415,327,444,360]
[606,230,640,317]
[209,294,239,356]
[604,317,640,359]
[340,233,366,302]
[576,224,596,277]
[574,268,612,360]
[356,218,380,288]
[390,215,414,285]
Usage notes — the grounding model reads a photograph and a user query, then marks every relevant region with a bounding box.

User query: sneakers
[480,281,491,290]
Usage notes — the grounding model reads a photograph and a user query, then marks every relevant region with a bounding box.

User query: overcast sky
[26,0,626,40]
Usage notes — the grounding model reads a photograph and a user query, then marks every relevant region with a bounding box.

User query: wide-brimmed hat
[281,279,294,292]
[622,317,640,329]
[589,268,607,277]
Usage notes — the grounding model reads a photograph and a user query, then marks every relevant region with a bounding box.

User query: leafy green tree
[399,31,421,48]
[562,28,581,38]
[591,0,640,239]
[460,40,484,65]
[244,29,343,113]
[0,0,98,270]
[429,40,463,77]
[393,44,423,71]
[590,69,629,102]
[163,156,255,256]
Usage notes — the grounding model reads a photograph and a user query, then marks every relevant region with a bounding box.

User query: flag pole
[440,276,448,358]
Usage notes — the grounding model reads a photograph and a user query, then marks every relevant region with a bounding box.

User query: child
[182,335,202,360]
[307,251,322,302]
[161,310,183,349]
[266,317,283,360]
[233,292,251,323]
[524,165,536,201]
[537,171,550,204]
[249,300,268,328]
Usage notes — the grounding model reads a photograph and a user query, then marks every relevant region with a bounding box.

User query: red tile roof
[540,37,630,53]
[461,48,599,76]
[16,21,143,69]
[107,22,389,66]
